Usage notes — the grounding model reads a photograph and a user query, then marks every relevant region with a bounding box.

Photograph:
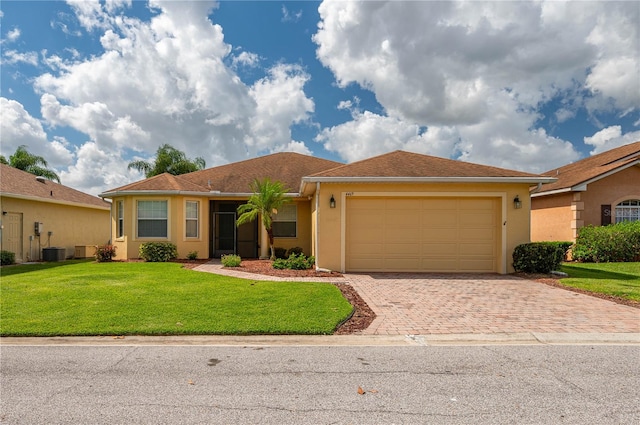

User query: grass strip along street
[0,261,352,336]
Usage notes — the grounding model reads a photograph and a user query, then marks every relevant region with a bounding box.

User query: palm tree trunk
[267,229,275,260]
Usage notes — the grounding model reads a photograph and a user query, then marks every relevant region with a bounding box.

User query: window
[615,200,640,223]
[137,200,168,238]
[117,201,124,238]
[185,201,199,238]
[272,204,297,238]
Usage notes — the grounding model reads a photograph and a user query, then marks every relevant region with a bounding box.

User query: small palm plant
[236,178,290,260]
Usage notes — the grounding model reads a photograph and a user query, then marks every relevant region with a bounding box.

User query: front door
[211,202,258,258]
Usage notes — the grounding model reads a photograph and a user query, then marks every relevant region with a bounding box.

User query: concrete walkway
[194,261,640,337]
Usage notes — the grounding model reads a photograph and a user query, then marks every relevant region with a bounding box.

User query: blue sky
[1,0,639,196]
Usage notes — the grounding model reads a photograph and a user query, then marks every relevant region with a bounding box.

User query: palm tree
[236,178,291,260]
[128,144,206,177]
[2,145,60,183]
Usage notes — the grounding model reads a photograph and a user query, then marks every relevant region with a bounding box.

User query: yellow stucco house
[531,141,640,242]
[0,164,111,262]
[100,151,554,274]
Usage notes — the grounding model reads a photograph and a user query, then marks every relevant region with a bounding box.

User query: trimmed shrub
[272,253,315,270]
[513,242,573,273]
[572,221,640,263]
[187,251,198,260]
[274,247,288,259]
[0,250,16,266]
[95,245,116,262]
[286,246,304,257]
[139,242,178,262]
[221,254,241,267]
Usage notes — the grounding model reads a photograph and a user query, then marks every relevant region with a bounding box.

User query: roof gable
[0,164,110,209]
[309,150,541,178]
[106,172,208,193]
[535,141,640,194]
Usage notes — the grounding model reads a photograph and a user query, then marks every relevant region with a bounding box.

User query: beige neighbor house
[0,164,111,262]
[531,141,640,242]
[100,151,554,274]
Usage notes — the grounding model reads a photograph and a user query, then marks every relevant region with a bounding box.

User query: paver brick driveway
[345,273,640,335]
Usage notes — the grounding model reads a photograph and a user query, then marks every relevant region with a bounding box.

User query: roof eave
[99,190,301,198]
[0,192,111,210]
[301,176,557,184]
[532,159,639,198]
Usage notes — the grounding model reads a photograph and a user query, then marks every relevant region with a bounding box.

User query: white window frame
[615,199,640,223]
[272,204,297,238]
[185,200,199,238]
[137,200,168,238]
[117,200,124,239]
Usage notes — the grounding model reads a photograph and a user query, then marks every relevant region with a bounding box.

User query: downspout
[314,182,320,270]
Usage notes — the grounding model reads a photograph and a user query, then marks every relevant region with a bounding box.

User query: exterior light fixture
[513,195,522,209]
[330,195,336,208]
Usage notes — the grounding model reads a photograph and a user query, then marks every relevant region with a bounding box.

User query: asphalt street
[1,344,639,424]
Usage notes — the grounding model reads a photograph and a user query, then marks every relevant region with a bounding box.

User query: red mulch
[514,272,640,309]
[177,259,376,334]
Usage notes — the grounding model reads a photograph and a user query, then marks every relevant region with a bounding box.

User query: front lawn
[559,262,640,302]
[0,261,353,336]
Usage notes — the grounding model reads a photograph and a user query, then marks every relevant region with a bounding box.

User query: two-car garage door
[346,197,499,273]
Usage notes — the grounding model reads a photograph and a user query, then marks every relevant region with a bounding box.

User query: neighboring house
[100,151,553,274]
[0,164,111,262]
[531,141,640,242]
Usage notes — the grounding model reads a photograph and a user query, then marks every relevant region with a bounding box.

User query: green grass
[0,260,353,336]
[559,262,640,302]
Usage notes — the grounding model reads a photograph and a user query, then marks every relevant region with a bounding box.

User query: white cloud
[584,126,640,155]
[313,0,637,171]
[2,50,38,66]
[6,28,21,42]
[0,97,74,170]
[232,51,260,68]
[27,1,315,194]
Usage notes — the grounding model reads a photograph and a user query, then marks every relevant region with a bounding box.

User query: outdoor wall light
[330,195,336,208]
[513,195,522,209]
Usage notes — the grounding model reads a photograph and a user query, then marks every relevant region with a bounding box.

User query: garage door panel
[422,243,457,255]
[346,197,498,272]
[460,228,495,241]
[459,259,495,271]
[385,243,421,255]
[459,243,494,255]
[384,228,421,242]
[421,212,458,226]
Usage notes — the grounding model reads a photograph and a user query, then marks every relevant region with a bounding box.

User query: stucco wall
[111,195,209,260]
[530,192,574,241]
[581,166,640,226]
[111,195,313,260]
[0,196,110,262]
[531,165,640,242]
[314,182,533,274]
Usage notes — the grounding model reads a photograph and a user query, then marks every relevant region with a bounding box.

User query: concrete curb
[2,333,639,347]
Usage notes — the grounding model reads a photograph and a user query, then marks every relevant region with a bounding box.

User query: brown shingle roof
[535,141,640,194]
[105,172,209,193]
[0,164,110,209]
[309,150,541,178]
[102,152,344,195]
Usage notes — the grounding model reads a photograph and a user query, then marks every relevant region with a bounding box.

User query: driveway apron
[345,273,640,335]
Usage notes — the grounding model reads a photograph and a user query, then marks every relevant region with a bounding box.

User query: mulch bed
[177,259,376,334]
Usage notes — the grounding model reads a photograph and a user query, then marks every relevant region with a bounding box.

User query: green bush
[286,246,304,257]
[0,250,16,266]
[221,254,241,267]
[187,251,198,260]
[94,245,116,262]
[572,221,640,262]
[274,247,288,259]
[139,242,178,262]
[513,241,573,273]
[272,253,315,270]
